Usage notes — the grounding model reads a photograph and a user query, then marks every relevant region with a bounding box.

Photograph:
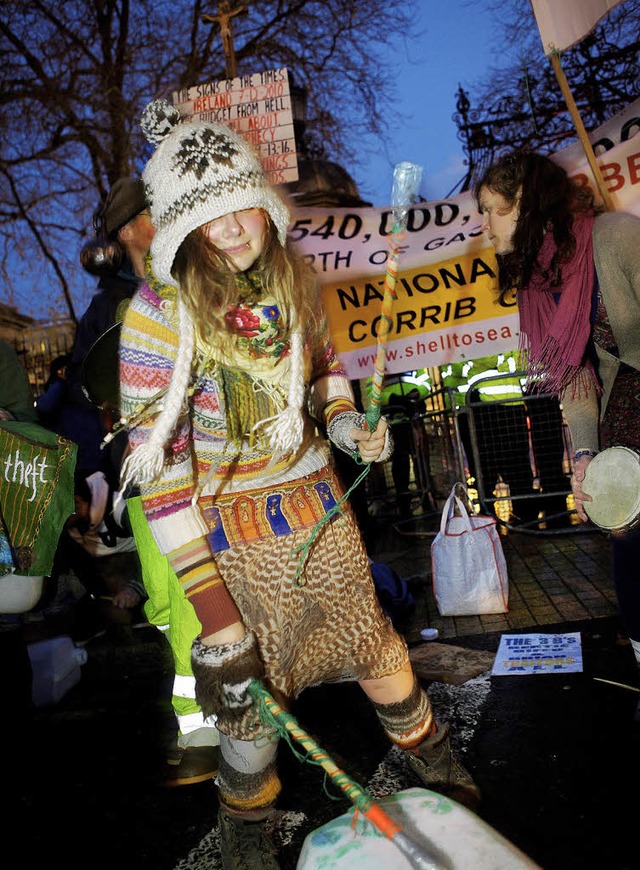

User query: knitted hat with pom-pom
[140,99,290,287]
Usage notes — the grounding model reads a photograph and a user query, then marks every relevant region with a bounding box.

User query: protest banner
[554,95,640,166]
[291,196,517,378]
[172,67,298,185]
[291,100,640,379]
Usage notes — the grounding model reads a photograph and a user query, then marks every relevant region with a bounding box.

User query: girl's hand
[350,417,389,463]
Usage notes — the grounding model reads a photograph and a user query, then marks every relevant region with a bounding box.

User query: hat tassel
[256,329,305,455]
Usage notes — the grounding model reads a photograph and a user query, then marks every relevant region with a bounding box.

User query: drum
[582,446,640,533]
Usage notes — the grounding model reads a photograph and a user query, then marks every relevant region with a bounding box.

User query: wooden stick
[550,52,614,212]
[593,677,640,693]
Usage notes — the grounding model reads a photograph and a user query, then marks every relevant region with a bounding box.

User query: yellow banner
[289,193,521,376]
[321,248,512,352]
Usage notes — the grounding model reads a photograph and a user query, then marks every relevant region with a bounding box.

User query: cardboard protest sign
[173,67,298,185]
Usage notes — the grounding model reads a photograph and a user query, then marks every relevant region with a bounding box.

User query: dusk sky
[344,1,519,206]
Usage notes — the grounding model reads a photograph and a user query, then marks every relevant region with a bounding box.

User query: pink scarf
[518,213,599,395]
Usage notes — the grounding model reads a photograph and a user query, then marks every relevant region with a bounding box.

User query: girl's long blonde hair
[171,213,321,355]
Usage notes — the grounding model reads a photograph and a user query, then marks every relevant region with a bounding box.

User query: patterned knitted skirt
[199,462,408,740]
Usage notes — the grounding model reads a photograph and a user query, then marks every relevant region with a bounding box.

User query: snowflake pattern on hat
[175,129,238,180]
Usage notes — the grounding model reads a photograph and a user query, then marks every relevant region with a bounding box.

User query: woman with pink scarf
[475,151,640,671]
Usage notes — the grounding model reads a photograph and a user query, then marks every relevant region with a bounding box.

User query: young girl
[120,99,478,868]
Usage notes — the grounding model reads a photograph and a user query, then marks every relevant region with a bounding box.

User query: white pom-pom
[263,405,305,454]
[140,99,182,145]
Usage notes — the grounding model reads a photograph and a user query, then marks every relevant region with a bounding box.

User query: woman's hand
[571,454,594,522]
[350,417,389,463]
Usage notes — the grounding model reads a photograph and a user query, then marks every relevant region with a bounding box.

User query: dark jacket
[67,263,140,408]
[64,260,141,480]
[0,340,38,423]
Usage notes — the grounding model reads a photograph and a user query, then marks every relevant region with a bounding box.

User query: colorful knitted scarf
[517,213,598,395]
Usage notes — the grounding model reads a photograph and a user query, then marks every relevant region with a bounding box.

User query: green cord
[248,680,374,813]
[290,462,371,586]
[289,402,384,586]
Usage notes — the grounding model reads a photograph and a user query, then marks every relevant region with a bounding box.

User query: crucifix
[202,2,249,80]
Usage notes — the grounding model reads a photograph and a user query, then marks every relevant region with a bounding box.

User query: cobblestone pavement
[377,520,618,643]
[8,521,640,870]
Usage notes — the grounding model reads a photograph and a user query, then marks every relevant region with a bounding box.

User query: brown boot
[218,806,279,870]
[403,721,481,811]
[164,744,219,788]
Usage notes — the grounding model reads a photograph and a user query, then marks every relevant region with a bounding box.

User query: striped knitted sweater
[119,273,356,557]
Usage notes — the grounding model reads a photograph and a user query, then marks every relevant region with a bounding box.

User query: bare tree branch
[1,0,418,320]
[454,0,640,188]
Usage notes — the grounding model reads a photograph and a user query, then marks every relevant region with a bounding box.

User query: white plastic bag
[431,483,509,616]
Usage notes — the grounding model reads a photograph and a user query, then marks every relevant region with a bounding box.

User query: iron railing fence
[366,373,579,534]
[10,323,76,398]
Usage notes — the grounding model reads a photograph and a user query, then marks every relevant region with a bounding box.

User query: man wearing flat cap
[72,177,153,398]
[56,178,152,485]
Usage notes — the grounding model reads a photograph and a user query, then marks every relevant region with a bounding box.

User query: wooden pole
[550,51,614,211]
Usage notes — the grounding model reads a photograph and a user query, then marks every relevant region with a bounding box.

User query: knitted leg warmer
[217,733,281,816]
[370,678,480,811]
[369,677,435,749]
[191,633,264,724]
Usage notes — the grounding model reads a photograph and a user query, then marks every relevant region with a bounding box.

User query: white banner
[553,95,640,165]
[292,103,640,380]
[530,0,625,55]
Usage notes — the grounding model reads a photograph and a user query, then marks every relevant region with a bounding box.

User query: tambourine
[582,446,640,534]
[80,321,122,411]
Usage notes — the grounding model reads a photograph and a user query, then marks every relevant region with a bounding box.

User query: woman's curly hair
[474,152,598,302]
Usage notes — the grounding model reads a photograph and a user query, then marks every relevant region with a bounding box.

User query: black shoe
[164,745,219,787]
[218,807,279,869]
[403,722,481,811]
